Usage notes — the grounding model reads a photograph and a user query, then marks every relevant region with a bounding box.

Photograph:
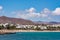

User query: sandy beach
[0,30,60,33]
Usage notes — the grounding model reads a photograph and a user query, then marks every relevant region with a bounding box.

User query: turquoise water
[0,32,60,40]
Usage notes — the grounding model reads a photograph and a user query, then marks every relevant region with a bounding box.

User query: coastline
[0,30,60,33]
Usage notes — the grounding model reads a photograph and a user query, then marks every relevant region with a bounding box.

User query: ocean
[0,32,60,40]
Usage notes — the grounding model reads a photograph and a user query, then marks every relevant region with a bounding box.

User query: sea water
[0,32,60,40]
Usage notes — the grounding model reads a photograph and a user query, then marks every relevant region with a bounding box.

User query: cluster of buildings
[0,23,60,30]
[15,24,60,30]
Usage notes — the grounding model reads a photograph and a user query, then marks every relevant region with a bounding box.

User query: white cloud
[43,8,51,14]
[52,8,60,15]
[48,17,52,20]
[12,8,51,20]
[26,7,36,13]
[0,6,4,14]
[40,14,48,17]
[17,14,28,19]
[27,13,41,18]
[15,12,41,19]
[40,8,51,17]
[0,6,3,10]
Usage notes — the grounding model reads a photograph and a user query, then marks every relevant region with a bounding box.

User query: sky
[0,0,60,22]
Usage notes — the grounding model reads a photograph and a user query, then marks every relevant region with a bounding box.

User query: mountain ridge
[0,16,35,25]
[0,16,60,25]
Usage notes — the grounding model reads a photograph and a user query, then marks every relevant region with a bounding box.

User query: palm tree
[35,26,41,30]
[0,25,4,30]
[6,24,16,30]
